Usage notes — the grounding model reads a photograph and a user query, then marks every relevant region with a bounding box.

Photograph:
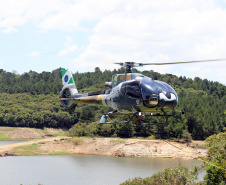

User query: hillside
[0,67,225,140]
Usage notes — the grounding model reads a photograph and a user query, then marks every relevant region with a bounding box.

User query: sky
[0,0,226,85]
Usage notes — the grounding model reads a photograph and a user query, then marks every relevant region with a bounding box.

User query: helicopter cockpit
[140,77,178,109]
[119,76,178,110]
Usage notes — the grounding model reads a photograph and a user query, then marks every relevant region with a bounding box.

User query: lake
[0,140,25,146]
[0,141,204,185]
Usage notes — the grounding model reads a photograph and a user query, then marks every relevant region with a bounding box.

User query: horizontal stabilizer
[99,115,109,124]
[59,98,76,101]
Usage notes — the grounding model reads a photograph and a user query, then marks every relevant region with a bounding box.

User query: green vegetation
[0,67,225,140]
[0,93,77,129]
[53,131,66,136]
[181,130,192,143]
[13,143,70,156]
[67,137,84,145]
[190,142,207,149]
[40,128,66,136]
[48,151,70,155]
[0,127,16,132]
[0,132,11,140]
[121,165,201,185]
[204,132,226,184]
[110,139,127,145]
[13,144,45,156]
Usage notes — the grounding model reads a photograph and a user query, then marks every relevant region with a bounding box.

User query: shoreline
[0,136,207,159]
[0,127,207,159]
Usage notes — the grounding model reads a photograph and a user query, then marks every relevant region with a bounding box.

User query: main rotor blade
[101,61,115,64]
[140,58,226,66]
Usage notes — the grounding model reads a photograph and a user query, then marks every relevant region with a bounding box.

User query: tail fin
[62,70,78,91]
[59,70,78,109]
[61,69,78,94]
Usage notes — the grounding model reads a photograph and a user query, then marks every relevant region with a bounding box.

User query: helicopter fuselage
[59,72,178,115]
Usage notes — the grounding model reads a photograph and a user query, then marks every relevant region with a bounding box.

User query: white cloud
[38,0,121,32]
[57,50,68,57]
[28,50,40,57]
[0,0,121,32]
[0,59,4,67]
[0,0,70,32]
[68,45,77,52]
[2,27,18,33]
[70,0,226,84]
[57,36,78,57]
[184,61,226,83]
[0,0,226,84]
[175,72,182,77]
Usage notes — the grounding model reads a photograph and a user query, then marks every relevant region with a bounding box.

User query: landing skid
[99,111,172,125]
[138,114,172,125]
[99,111,137,124]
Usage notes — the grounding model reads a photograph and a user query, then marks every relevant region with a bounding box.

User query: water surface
[0,154,204,185]
[0,140,25,146]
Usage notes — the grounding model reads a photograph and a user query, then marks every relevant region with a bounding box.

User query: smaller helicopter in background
[59,59,225,125]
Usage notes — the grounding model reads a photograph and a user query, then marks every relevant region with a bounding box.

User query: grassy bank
[0,127,67,141]
[0,132,11,140]
[12,143,70,156]
[0,132,25,141]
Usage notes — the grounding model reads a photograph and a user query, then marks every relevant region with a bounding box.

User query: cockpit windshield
[140,77,177,101]
[140,78,160,100]
[140,77,178,108]
[140,77,160,107]
[154,81,171,99]
[159,81,177,96]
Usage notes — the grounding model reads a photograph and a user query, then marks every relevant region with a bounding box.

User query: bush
[121,165,200,185]
[182,130,192,143]
[204,132,226,184]
[68,122,98,137]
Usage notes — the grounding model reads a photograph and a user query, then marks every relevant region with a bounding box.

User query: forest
[0,67,225,140]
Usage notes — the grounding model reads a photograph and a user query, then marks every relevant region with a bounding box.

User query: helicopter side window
[121,84,126,94]
[121,82,141,98]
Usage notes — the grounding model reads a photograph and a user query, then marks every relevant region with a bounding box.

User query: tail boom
[59,70,108,109]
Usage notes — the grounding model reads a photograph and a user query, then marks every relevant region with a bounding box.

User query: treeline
[0,68,225,140]
[0,69,62,95]
[0,93,77,129]
[0,67,225,98]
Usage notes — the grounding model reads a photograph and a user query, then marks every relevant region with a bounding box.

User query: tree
[121,165,200,185]
[80,106,95,122]
[204,132,226,184]
[182,130,192,143]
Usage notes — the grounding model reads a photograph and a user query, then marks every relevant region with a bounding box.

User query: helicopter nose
[158,92,178,109]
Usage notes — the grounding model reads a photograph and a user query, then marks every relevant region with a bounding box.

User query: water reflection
[0,154,204,185]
